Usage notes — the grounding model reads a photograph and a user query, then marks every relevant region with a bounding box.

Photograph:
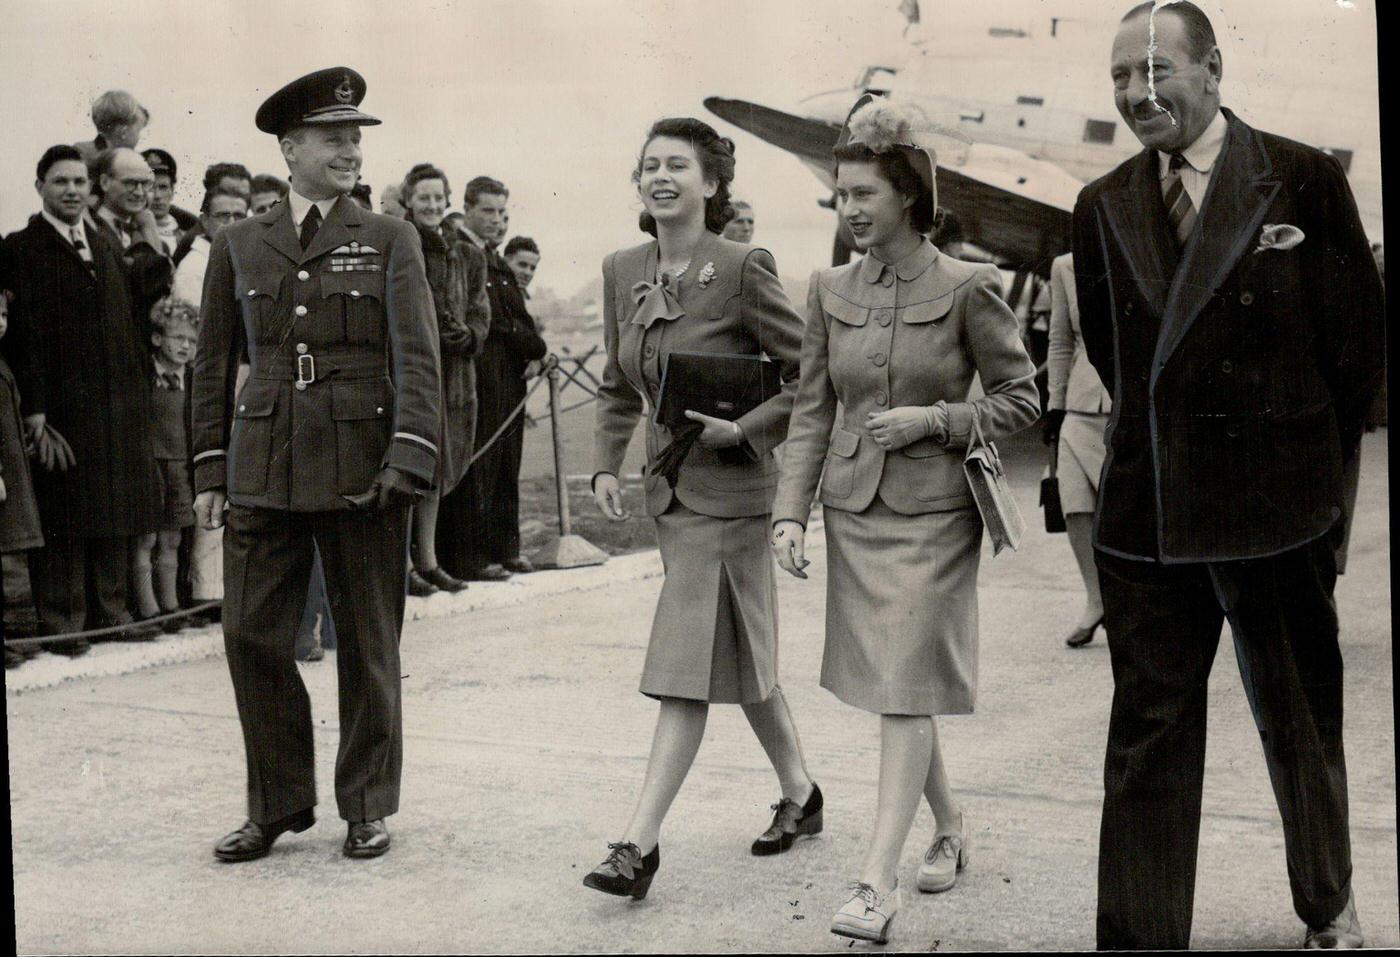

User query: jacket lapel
[617,242,656,394]
[1153,112,1280,380]
[35,216,94,277]
[260,202,302,264]
[1101,150,1175,317]
[301,195,359,264]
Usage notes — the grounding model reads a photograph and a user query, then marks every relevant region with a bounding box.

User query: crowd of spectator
[1,88,549,667]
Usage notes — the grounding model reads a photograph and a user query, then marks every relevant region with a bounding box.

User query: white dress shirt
[1158,109,1228,210]
[286,190,341,227]
[40,209,92,260]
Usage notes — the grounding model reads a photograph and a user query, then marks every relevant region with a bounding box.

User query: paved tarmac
[6,432,1394,954]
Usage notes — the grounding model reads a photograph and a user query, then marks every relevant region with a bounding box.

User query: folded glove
[343,467,423,509]
[652,422,705,490]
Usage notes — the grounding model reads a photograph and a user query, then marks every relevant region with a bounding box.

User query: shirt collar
[1160,108,1228,178]
[96,204,131,232]
[287,190,341,227]
[859,240,939,284]
[461,226,488,249]
[40,208,85,241]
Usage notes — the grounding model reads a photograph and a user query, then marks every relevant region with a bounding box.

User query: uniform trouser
[460,419,524,568]
[222,504,409,825]
[27,534,130,634]
[1095,536,1352,950]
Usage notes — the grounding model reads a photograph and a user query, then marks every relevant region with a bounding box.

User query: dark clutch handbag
[1041,442,1067,534]
[963,408,1026,557]
[656,351,782,430]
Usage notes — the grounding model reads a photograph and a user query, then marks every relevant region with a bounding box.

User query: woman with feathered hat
[770,95,1039,943]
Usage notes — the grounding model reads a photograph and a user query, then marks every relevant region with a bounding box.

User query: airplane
[705,0,1382,271]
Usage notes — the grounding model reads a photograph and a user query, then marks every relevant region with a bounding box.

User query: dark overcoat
[1073,109,1385,562]
[3,215,164,539]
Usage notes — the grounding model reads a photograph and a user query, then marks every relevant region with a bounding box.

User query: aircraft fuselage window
[1324,148,1354,173]
[1017,95,1045,106]
[1084,119,1117,144]
[960,109,986,123]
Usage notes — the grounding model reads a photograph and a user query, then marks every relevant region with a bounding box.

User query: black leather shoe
[463,563,512,582]
[500,556,535,574]
[153,610,185,634]
[41,637,91,657]
[214,808,315,862]
[6,647,26,669]
[101,617,160,641]
[407,569,439,597]
[1305,893,1364,948]
[421,566,468,593]
[1065,617,1103,649]
[344,819,391,858]
[752,782,824,855]
[583,842,660,899]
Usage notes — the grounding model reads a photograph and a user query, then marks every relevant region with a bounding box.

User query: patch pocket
[332,378,393,494]
[229,382,278,496]
[322,270,386,343]
[821,427,860,499]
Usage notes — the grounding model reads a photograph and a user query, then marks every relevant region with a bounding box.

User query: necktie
[1162,153,1198,248]
[156,370,182,391]
[69,227,93,264]
[299,204,323,251]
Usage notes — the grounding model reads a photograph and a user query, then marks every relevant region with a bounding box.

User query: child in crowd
[130,297,198,627]
[1,269,46,668]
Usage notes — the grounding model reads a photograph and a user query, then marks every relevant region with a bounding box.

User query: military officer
[191,67,441,862]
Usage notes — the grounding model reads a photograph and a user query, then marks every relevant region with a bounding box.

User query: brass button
[296,342,308,354]
[872,352,887,367]
[350,289,361,299]
[1221,359,1234,373]
[295,305,308,317]
[297,269,310,281]
[1239,291,1254,306]
[246,288,257,297]
[295,380,307,391]
[376,406,384,415]
[875,391,888,406]
[238,404,246,412]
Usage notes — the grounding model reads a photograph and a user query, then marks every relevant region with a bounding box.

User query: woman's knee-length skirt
[639,501,777,704]
[821,496,983,716]
[1056,411,1109,516]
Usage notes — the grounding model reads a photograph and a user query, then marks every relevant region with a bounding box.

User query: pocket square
[1254,224,1304,254]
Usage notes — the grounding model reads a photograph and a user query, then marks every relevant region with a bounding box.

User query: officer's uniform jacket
[594,230,804,519]
[191,195,441,511]
[771,242,1038,525]
[1073,109,1385,562]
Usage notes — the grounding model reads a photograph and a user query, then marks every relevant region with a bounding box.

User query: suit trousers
[222,504,409,825]
[1094,536,1352,949]
[27,534,130,634]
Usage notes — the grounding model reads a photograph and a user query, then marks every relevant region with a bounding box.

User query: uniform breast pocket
[238,272,284,333]
[229,381,279,496]
[332,377,393,494]
[322,271,386,344]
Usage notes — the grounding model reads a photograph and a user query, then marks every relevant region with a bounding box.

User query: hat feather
[847,97,916,153]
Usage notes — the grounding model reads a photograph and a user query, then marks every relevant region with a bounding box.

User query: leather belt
[251,347,387,388]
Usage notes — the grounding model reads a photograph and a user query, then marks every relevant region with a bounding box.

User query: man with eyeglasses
[91,147,173,326]
[172,186,249,309]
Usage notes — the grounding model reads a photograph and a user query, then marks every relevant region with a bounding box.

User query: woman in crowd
[584,117,821,900]
[770,95,1038,943]
[401,163,492,596]
[1043,251,1112,648]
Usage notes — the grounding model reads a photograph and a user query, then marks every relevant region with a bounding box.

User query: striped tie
[1162,153,1197,248]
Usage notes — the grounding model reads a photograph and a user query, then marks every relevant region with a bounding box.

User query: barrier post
[538,356,608,569]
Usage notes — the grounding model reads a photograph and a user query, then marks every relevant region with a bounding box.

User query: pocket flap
[900,295,955,324]
[233,382,277,418]
[332,380,392,421]
[321,271,385,301]
[239,272,283,300]
[901,436,949,459]
[822,293,868,327]
[829,427,860,458]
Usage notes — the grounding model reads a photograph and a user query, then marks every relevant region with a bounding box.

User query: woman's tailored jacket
[594,230,804,519]
[772,243,1039,525]
[1046,252,1110,414]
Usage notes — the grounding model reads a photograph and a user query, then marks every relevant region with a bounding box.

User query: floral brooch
[697,262,717,287]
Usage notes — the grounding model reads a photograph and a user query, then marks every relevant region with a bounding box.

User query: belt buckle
[295,353,316,391]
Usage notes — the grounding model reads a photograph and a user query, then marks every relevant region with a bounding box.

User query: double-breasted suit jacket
[594,230,804,518]
[772,242,1039,526]
[191,196,441,509]
[1074,109,1385,562]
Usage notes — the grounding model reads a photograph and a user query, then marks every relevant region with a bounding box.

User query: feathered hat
[835,93,951,213]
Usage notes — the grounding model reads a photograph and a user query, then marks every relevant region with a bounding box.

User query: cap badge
[335,75,354,104]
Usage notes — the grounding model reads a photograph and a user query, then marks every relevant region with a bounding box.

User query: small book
[656,351,782,430]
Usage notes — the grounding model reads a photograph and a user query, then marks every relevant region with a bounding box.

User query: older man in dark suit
[4,145,167,654]
[1073,2,1383,949]
[192,67,440,863]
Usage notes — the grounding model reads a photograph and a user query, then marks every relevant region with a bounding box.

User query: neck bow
[630,271,685,329]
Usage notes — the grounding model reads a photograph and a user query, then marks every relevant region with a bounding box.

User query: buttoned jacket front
[594,230,804,518]
[191,195,442,511]
[772,243,1038,524]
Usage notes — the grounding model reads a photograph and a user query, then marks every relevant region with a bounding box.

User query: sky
[0,0,1382,298]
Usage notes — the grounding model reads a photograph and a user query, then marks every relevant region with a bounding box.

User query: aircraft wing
[705,96,1079,265]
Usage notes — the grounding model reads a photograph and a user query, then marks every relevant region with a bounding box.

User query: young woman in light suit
[583,117,821,899]
[771,96,1039,943]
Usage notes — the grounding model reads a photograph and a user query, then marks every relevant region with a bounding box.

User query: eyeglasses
[119,178,155,193]
[207,210,247,223]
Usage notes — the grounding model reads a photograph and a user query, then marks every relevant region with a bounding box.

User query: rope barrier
[464,365,552,469]
[4,600,222,649]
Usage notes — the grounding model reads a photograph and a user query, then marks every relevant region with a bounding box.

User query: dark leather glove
[1042,408,1066,446]
[343,467,423,509]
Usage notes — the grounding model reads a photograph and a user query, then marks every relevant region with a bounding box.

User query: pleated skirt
[639,501,777,704]
[822,496,983,716]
